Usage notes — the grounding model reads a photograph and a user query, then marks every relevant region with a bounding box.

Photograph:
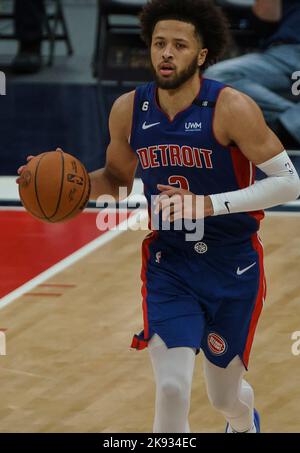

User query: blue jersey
[130,77,264,247]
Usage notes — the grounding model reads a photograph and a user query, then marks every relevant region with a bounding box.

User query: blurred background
[0,0,299,183]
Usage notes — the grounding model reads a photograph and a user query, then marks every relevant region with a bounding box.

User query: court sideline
[0,211,299,433]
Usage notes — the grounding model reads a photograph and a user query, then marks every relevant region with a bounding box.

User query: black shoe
[11,48,42,74]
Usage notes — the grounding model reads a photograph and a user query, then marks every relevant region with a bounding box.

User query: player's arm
[89,91,138,201]
[209,88,300,216]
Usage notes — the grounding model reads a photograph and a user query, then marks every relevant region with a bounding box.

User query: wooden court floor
[0,213,299,433]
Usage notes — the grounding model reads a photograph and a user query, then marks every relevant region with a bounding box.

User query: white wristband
[210,151,300,216]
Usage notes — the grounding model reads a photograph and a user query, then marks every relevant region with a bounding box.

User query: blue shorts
[131,232,266,369]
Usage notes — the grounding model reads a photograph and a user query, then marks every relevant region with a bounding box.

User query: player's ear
[198,48,208,67]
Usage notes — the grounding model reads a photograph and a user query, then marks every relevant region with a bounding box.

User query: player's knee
[159,377,191,404]
[207,390,235,413]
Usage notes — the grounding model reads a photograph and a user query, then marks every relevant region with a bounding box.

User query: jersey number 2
[168,175,190,191]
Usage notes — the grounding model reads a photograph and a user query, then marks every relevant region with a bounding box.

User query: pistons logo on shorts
[207,333,228,355]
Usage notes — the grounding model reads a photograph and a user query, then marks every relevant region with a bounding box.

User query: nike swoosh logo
[142,121,161,130]
[237,262,257,275]
[225,201,231,213]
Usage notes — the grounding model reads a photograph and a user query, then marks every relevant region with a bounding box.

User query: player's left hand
[154,184,214,222]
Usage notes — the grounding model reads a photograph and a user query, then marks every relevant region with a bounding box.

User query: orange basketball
[18,150,91,223]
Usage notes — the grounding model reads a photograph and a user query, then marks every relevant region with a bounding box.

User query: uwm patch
[207,332,227,355]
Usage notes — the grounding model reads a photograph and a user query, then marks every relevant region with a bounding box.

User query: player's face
[150,20,208,90]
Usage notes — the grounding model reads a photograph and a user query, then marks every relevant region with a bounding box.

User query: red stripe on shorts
[243,233,266,368]
[140,231,158,341]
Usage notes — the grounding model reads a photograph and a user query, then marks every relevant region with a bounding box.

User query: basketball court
[0,0,299,435]
[0,176,299,433]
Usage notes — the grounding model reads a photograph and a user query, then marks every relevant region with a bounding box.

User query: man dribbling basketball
[18,0,300,433]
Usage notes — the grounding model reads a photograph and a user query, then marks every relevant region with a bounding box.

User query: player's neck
[157,74,201,121]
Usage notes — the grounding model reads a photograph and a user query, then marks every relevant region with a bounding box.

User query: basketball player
[18,0,300,433]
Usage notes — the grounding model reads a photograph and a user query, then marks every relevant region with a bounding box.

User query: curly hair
[140,0,230,69]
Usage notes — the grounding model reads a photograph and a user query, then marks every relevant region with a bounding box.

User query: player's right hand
[16,155,35,184]
[16,148,63,184]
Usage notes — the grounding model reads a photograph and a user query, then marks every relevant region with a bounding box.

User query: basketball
[18,150,91,223]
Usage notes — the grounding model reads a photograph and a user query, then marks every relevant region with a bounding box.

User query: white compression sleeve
[210,151,300,216]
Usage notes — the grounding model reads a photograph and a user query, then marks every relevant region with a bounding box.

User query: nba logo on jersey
[155,251,162,264]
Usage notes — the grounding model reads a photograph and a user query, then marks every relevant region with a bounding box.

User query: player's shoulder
[111,90,136,114]
[111,82,153,113]
[109,90,136,136]
[217,86,261,119]
[215,86,268,145]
